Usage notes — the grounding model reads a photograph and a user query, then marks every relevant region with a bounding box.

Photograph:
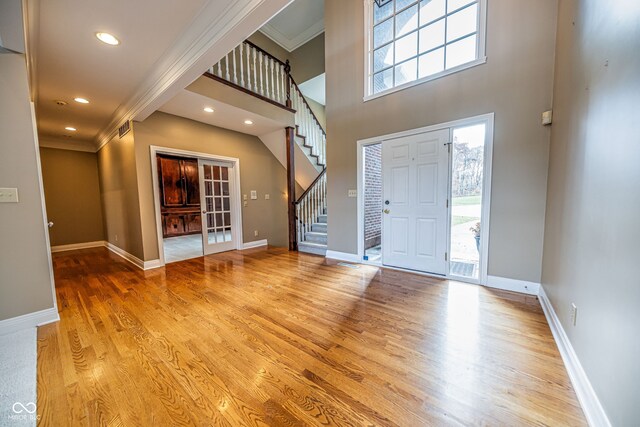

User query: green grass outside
[452,216,480,226]
[452,195,482,206]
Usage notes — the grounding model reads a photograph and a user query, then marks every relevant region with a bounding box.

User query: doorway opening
[357,113,493,285]
[363,143,383,263]
[157,154,204,263]
[449,124,487,280]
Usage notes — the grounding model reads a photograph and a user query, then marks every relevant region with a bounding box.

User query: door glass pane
[222,182,230,196]
[374,0,394,24]
[224,212,231,226]
[213,181,221,196]
[449,123,485,279]
[204,165,212,180]
[213,166,221,180]
[223,197,230,211]
[215,212,223,227]
[221,167,229,180]
[215,197,222,210]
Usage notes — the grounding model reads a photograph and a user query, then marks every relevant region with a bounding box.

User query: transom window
[367,0,487,98]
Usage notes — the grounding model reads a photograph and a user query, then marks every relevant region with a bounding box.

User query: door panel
[200,160,237,255]
[182,159,200,207]
[159,157,184,207]
[382,129,450,274]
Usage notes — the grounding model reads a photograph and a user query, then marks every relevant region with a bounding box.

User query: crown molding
[259,20,324,52]
[94,0,293,151]
[39,136,97,153]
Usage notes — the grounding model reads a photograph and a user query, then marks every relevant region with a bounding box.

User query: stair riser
[298,244,327,256]
[317,214,327,224]
[304,233,327,244]
[312,223,327,233]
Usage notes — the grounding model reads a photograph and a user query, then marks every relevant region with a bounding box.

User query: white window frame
[363,0,488,102]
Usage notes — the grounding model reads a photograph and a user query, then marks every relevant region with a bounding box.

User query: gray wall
[541,0,640,424]
[40,148,105,246]
[0,53,56,320]
[325,0,558,282]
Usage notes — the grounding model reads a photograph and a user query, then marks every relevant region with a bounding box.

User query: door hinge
[445,252,448,261]
[446,199,449,208]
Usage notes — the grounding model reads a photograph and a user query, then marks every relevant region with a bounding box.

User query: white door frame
[150,145,244,267]
[356,113,494,285]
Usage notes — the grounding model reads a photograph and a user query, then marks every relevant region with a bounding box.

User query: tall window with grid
[368,0,487,97]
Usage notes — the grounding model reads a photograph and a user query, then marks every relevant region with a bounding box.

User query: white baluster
[225,53,230,81]
[239,44,245,88]
[276,65,282,103]
[232,47,238,84]
[259,54,264,96]
[269,59,275,100]
[252,48,258,92]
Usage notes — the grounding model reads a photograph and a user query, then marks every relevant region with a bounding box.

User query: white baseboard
[242,239,268,249]
[143,259,163,270]
[538,286,611,427]
[51,240,106,253]
[486,275,540,295]
[0,307,59,336]
[325,250,360,263]
[105,242,145,270]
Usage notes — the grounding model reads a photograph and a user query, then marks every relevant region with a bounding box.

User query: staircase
[206,40,327,255]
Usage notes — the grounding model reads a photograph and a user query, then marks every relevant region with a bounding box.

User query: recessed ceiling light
[74,97,89,104]
[203,107,214,113]
[244,119,253,125]
[65,127,77,132]
[95,32,120,46]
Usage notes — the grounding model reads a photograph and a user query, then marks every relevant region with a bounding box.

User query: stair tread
[298,241,327,248]
[305,231,327,236]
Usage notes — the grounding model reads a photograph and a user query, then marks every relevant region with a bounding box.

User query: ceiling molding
[39,137,97,153]
[94,0,292,151]
[259,20,324,52]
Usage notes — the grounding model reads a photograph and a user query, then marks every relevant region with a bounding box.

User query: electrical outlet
[348,189,357,198]
[254,230,259,237]
[243,201,248,207]
[570,303,578,326]
[243,194,247,201]
[265,194,270,200]
[115,234,118,242]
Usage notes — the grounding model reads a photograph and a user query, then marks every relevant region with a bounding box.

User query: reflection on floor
[364,245,381,262]
[164,234,203,263]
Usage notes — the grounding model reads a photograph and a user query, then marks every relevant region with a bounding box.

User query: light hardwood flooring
[38,247,586,426]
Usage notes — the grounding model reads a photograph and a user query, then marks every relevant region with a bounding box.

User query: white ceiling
[159,90,289,137]
[260,0,324,52]
[30,0,292,149]
[298,73,325,105]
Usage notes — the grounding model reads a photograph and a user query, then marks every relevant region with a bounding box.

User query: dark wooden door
[159,157,184,207]
[181,159,200,207]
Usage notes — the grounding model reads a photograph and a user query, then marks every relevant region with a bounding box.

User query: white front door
[382,129,450,274]
[199,159,238,255]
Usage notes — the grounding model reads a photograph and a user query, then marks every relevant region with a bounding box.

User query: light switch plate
[250,190,257,200]
[265,194,270,200]
[348,189,357,198]
[0,188,19,203]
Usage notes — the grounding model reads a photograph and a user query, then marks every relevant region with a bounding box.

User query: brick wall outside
[364,144,382,249]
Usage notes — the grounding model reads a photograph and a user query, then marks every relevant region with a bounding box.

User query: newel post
[286,126,297,251]
[285,60,292,108]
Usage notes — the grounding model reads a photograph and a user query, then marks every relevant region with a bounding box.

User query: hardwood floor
[38,247,586,426]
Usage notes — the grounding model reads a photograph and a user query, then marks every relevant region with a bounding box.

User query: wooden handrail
[295,168,326,205]
[289,75,326,136]
[244,40,287,68]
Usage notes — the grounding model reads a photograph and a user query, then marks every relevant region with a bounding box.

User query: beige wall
[325,0,557,283]
[40,148,105,246]
[134,112,289,261]
[541,0,640,424]
[305,96,326,130]
[0,53,55,320]
[97,128,145,260]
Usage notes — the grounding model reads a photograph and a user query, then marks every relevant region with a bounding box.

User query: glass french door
[199,160,237,255]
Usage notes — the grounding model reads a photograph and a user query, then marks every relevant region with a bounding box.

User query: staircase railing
[290,79,326,166]
[205,41,326,166]
[295,169,326,245]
